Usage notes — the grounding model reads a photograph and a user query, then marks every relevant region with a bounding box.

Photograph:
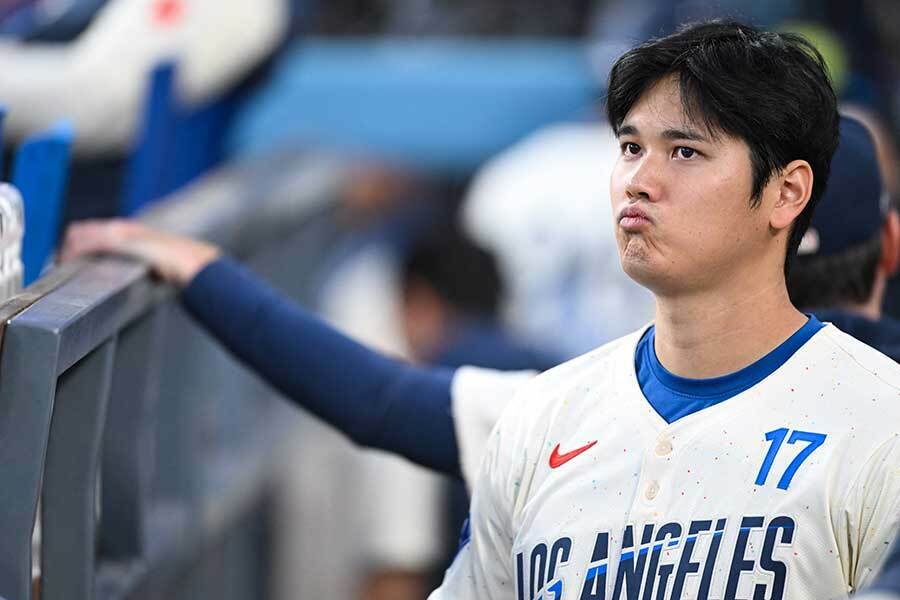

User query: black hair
[401,226,503,317]
[606,20,840,274]
[787,236,882,309]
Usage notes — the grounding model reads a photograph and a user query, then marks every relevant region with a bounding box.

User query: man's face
[610,76,774,297]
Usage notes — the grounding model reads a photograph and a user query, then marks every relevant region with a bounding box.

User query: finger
[59,224,95,262]
[59,224,102,262]
[60,221,129,262]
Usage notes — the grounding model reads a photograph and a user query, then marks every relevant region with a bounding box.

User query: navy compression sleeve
[180,257,460,478]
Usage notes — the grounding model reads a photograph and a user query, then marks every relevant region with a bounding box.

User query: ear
[879,209,900,276]
[769,160,814,232]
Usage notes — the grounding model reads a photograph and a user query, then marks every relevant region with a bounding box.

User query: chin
[620,258,656,289]
[618,234,677,287]
[619,253,673,295]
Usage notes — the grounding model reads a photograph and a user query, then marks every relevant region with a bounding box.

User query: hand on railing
[60,220,221,288]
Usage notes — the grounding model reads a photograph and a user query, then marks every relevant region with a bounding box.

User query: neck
[653,273,807,379]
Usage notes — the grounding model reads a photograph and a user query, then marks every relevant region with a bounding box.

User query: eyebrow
[617,124,711,143]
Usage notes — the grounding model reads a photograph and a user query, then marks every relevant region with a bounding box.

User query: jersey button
[645,481,660,501]
[655,438,673,456]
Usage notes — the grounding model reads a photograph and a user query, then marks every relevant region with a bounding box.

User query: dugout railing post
[0,149,351,600]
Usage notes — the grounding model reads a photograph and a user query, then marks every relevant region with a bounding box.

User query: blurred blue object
[227,38,599,173]
[122,62,178,216]
[0,0,38,37]
[122,61,234,216]
[12,120,73,285]
[0,0,108,41]
[0,106,5,180]
[28,0,108,42]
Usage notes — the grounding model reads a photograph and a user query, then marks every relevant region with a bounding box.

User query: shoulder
[797,325,900,465]
[813,324,900,392]
[497,327,645,442]
[451,367,538,490]
[529,326,643,385]
[815,310,900,361]
[474,328,645,506]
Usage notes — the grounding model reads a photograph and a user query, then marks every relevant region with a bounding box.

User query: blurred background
[0,1,898,599]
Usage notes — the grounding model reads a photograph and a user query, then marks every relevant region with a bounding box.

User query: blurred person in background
[461,121,656,359]
[849,104,900,319]
[858,536,900,600]
[278,166,451,600]
[788,115,900,360]
[397,224,556,590]
[401,224,555,374]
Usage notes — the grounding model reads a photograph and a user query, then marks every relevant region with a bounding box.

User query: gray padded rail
[0,149,351,600]
[0,258,159,600]
[99,308,167,560]
[42,337,118,600]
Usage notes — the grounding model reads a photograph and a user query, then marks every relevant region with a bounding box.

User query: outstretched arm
[61,221,461,477]
[181,256,458,474]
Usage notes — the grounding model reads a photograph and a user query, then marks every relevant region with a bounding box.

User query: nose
[624,155,661,202]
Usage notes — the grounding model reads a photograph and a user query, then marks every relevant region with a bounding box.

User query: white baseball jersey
[452,366,537,489]
[432,324,900,600]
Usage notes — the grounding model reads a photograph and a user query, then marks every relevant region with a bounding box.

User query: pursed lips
[617,205,653,231]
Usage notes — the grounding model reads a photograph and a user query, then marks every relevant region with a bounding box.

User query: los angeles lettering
[515,515,795,600]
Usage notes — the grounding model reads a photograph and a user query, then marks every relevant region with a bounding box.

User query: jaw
[619,255,673,298]
[617,234,673,292]
[619,239,726,299]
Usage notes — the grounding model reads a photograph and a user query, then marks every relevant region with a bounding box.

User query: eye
[621,142,641,156]
[674,146,697,159]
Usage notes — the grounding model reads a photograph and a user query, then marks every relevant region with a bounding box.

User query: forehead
[618,76,718,141]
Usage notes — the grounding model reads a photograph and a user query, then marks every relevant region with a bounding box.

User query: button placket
[638,433,675,507]
[645,480,660,500]
[655,439,672,456]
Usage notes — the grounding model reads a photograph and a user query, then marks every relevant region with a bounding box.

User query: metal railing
[0,148,352,600]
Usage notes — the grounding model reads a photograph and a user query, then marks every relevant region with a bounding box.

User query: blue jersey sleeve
[180,257,460,478]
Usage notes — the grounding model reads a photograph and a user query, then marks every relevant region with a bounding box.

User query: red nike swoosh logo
[549,440,597,469]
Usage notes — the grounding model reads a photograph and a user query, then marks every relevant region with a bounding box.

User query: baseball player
[428,21,899,600]
[62,21,900,599]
